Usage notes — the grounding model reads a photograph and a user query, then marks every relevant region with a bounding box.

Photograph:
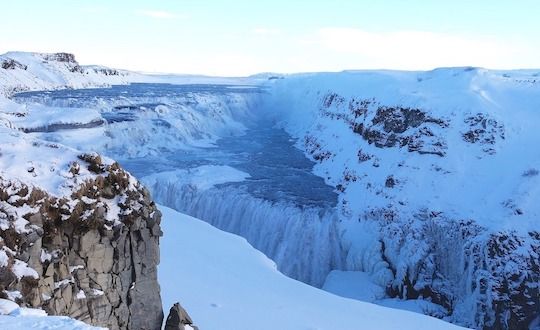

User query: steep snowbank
[158,205,466,330]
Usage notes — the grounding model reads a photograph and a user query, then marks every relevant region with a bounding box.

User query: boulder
[164,303,199,330]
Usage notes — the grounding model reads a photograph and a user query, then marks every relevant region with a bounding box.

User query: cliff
[0,129,163,329]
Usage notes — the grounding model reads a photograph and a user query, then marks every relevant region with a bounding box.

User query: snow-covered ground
[0,300,104,330]
[0,315,103,330]
[158,205,466,330]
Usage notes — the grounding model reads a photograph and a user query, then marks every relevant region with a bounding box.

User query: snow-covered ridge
[0,299,105,329]
[0,52,140,97]
[0,51,264,98]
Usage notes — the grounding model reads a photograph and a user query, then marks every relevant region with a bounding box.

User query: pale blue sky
[1,0,539,75]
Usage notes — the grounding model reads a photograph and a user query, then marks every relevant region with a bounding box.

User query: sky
[1,0,539,76]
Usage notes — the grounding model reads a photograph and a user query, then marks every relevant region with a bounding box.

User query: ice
[323,271,386,302]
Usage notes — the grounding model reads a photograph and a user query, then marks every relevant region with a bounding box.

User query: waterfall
[145,179,346,287]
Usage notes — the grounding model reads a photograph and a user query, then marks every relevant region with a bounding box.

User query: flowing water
[14,84,345,286]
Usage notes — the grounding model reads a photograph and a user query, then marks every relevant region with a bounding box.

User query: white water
[147,183,344,286]
[14,84,348,288]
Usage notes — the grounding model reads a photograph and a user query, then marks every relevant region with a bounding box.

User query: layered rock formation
[0,132,163,329]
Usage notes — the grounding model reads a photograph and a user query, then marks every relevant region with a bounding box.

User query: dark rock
[165,302,198,330]
[0,156,164,329]
[385,176,396,188]
[319,93,448,157]
[43,53,78,64]
[1,59,27,70]
[462,113,505,154]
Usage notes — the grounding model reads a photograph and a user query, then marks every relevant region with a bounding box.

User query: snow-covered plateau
[1,52,539,330]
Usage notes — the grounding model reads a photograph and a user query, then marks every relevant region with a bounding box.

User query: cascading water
[146,182,344,287]
[136,122,349,287]
[13,83,350,288]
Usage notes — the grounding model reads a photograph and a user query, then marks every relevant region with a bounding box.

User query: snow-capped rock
[0,128,163,329]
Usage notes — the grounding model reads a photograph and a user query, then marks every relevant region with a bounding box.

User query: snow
[322,272,447,318]
[143,165,250,192]
[158,205,466,330]
[266,69,540,234]
[89,289,104,297]
[0,127,117,198]
[10,307,47,317]
[0,299,19,315]
[0,314,105,329]
[0,249,9,267]
[8,103,103,132]
[12,259,39,280]
[323,270,386,302]
[75,290,86,300]
[0,300,104,330]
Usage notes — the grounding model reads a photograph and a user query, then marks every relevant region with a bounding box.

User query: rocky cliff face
[267,69,540,330]
[313,90,540,329]
[0,132,163,329]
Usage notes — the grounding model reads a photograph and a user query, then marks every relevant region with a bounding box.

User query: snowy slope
[0,315,104,330]
[158,205,466,330]
[264,69,540,329]
[0,51,262,97]
[0,52,140,96]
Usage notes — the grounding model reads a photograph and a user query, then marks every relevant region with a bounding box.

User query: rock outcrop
[0,144,163,329]
[321,94,449,157]
[1,59,27,70]
[164,302,199,330]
